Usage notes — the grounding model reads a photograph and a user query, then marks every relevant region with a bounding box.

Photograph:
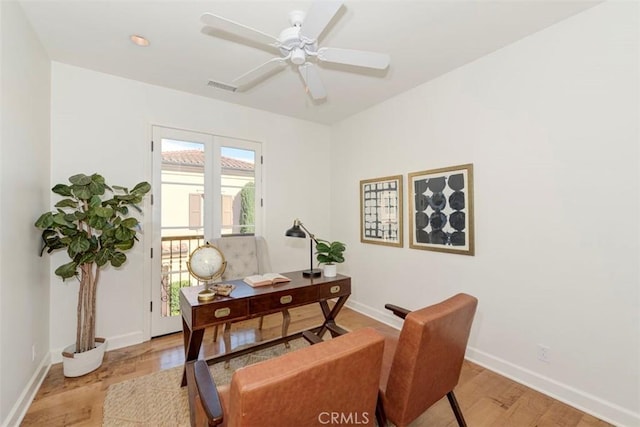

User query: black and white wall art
[408,164,474,255]
[360,175,403,247]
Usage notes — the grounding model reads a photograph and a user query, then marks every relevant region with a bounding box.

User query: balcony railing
[161,235,205,317]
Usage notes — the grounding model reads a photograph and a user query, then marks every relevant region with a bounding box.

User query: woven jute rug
[103,339,309,426]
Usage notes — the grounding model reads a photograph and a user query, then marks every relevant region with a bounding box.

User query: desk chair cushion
[212,236,271,280]
[381,293,478,426]
[216,328,384,427]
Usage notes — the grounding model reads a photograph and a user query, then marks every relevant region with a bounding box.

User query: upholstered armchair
[186,327,385,427]
[376,293,478,427]
[210,236,290,347]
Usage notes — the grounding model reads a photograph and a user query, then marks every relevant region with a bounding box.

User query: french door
[150,126,262,336]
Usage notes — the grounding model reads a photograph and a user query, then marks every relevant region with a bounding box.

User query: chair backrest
[226,328,384,427]
[211,236,272,280]
[383,293,478,426]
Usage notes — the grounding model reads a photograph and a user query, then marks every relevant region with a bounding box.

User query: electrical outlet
[537,344,550,363]
[32,344,36,362]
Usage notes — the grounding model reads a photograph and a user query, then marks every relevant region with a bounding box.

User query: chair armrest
[385,304,411,319]
[186,360,224,426]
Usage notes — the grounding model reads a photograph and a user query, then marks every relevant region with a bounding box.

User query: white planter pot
[323,264,337,278]
[62,338,106,377]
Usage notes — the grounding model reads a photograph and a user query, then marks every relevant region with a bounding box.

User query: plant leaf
[111,252,127,267]
[72,185,92,200]
[34,212,54,228]
[69,236,91,256]
[69,174,91,186]
[52,184,73,197]
[55,261,78,279]
[121,218,138,228]
[131,182,151,195]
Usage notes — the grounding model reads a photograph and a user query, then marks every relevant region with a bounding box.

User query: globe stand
[187,243,227,303]
[198,285,216,302]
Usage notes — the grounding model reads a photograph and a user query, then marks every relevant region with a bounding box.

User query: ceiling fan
[201,1,390,100]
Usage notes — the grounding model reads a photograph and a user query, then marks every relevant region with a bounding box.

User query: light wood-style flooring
[23,305,611,426]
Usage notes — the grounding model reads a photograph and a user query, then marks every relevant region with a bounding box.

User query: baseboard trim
[345,300,403,330]
[346,299,639,427]
[466,347,639,427]
[2,354,51,427]
[50,331,145,364]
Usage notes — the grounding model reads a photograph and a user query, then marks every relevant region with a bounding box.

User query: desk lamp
[285,219,321,277]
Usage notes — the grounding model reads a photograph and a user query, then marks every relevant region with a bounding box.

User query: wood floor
[22,305,611,427]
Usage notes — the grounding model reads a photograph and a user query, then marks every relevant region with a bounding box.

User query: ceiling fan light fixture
[129,34,150,47]
[291,48,306,65]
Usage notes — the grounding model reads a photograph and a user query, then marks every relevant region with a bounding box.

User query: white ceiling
[19,1,599,125]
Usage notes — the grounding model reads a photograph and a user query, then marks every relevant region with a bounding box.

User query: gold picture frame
[408,164,474,255]
[360,175,403,247]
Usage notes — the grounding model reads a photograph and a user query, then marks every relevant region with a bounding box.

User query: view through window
[151,127,261,336]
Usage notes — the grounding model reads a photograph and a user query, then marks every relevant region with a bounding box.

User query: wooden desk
[179,271,351,386]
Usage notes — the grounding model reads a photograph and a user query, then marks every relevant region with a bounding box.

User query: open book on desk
[243,273,291,287]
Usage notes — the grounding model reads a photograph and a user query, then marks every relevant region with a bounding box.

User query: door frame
[146,125,263,338]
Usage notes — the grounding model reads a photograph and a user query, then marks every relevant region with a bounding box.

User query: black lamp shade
[285,223,306,238]
[285,220,321,278]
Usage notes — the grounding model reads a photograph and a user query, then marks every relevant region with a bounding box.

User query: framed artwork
[408,164,474,255]
[360,175,403,247]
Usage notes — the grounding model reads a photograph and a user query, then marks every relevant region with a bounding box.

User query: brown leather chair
[186,327,385,427]
[376,293,478,427]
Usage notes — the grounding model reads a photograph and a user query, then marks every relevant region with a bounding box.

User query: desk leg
[181,317,204,387]
[316,296,349,338]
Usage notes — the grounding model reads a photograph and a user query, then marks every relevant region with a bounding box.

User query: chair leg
[258,316,264,330]
[223,322,232,369]
[282,309,291,348]
[375,391,387,426]
[212,324,219,342]
[446,391,467,427]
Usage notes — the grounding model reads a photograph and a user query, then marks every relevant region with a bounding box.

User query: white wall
[49,62,331,353]
[0,2,51,425]
[331,2,638,426]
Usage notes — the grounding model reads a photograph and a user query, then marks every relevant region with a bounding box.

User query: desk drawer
[318,279,351,299]
[250,287,318,314]
[192,299,248,328]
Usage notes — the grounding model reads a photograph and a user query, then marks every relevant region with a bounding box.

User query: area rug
[103,339,309,426]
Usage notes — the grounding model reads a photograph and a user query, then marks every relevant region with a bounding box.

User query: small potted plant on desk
[315,239,346,278]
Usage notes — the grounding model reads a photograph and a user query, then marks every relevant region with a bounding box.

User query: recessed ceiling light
[130,35,150,47]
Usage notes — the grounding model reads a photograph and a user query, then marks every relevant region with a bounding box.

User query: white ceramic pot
[62,338,106,377]
[323,264,337,278]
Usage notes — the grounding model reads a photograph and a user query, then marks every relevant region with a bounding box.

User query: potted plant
[34,173,150,377]
[315,239,346,277]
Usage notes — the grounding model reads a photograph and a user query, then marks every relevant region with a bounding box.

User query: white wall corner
[1,355,51,427]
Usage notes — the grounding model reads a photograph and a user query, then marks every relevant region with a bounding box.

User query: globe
[187,243,227,283]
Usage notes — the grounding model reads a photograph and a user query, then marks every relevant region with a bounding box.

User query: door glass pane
[160,139,205,317]
[220,146,256,236]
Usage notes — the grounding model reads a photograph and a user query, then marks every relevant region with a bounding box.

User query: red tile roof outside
[162,150,254,171]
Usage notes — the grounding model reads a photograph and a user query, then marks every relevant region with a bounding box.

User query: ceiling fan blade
[299,63,327,100]
[232,57,288,87]
[299,1,343,42]
[201,12,280,47]
[317,47,390,70]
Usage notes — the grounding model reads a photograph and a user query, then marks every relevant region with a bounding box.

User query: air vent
[207,80,238,92]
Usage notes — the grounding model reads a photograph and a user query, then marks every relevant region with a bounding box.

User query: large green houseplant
[35,173,150,361]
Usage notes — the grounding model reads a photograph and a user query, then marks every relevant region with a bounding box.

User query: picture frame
[408,164,474,255]
[360,175,403,247]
